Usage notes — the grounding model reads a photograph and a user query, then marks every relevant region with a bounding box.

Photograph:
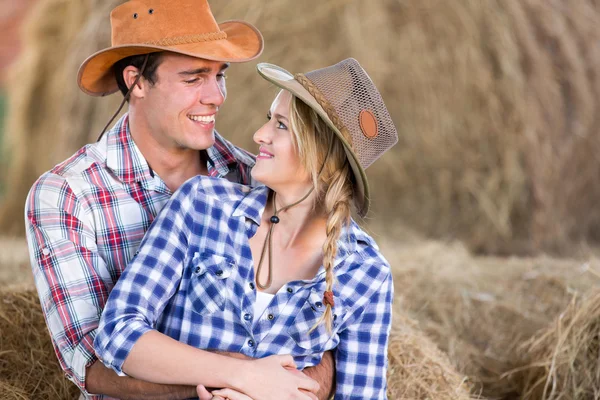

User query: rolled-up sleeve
[25,173,107,397]
[334,273,393,399]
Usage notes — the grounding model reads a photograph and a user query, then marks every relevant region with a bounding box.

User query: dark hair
[114,52,164,98]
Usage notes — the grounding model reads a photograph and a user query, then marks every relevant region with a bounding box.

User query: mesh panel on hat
[304,59,398,169]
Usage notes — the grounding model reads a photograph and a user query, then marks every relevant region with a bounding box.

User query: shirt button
[248,339,255,347]
[267,314,274,321]
[249,282,255,290]
[195,267,201,273]
[215,269,223,277]
[42,248,50,256]
[315,302,323,308]
[243,313,252,321]
[287,287,293,293]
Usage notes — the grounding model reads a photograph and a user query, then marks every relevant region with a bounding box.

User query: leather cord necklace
[255,136,334,290]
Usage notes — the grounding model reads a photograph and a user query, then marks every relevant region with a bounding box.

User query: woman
[95,58,398,399]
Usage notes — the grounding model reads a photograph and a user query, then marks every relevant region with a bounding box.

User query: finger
[211,388,253,400]
[196,385,213,400]
[277,354,297,369]
[300,388,318,400]
[296,374,320,394]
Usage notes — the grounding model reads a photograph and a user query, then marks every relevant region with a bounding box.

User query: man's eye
[184,78,199,84]
[217,73,227,80]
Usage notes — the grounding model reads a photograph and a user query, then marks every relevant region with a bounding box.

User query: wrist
[227,358,253,391]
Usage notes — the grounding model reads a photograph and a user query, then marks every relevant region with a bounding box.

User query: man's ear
[122,66,147,99]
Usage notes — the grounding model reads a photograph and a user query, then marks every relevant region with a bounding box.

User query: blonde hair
[288,94,354,332]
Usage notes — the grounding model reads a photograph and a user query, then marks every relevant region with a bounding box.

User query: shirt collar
[105,114,153,185]
[231,185,269,225]
[207,130,256,178]
[231,185,376,269]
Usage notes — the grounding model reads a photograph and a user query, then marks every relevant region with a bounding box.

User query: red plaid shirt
[25,114,255,399]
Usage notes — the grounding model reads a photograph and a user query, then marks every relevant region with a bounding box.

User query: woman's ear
[122,66,147,100]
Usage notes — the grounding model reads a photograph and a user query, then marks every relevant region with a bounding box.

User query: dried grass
[0,284,477,400]
[387,311,475,399]
[380,237,600,398]
[517,290,600,400]
[0,286,79,400]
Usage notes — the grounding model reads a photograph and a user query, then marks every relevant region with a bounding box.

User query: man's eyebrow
[178,63,230,76]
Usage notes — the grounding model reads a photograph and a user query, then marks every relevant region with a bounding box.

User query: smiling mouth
[187,114,216,123]
[258,149,274,158]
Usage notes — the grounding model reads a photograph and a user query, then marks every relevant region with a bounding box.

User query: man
[25,1,333,399]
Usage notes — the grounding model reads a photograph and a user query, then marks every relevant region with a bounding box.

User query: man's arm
[86,360,197,400]
[303,351,335,400]
[25,174,196,399]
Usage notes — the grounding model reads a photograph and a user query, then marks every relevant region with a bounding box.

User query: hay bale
[517,290,600,400]
[0,286,79,400]
[3,0,600,255]
[387,310,475,399]
[381,237,600,398]
[0,284,477,399]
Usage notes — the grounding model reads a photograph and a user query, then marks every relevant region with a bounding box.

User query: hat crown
[304,59,398,169]
[111,0,222,46]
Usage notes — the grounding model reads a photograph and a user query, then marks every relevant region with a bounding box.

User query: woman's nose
[253,122,272,144]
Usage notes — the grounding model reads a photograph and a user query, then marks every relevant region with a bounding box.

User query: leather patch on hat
[359,110,378,139]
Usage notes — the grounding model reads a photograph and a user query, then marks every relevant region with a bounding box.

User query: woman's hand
[235,355,319,400]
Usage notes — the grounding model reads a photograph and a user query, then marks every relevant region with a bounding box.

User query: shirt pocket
[288,289,343,351]
[188,252,234,315]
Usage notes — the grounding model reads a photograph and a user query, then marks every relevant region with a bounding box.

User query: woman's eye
[277,121,287,130]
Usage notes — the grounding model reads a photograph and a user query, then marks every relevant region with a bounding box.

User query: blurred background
[1,1,600,399]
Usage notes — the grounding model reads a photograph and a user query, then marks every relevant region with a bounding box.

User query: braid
[312,166,352,333]
[288,94,354,333]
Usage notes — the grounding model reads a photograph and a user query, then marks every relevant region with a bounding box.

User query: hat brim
[257,62,370,217]
[78,20,264,96]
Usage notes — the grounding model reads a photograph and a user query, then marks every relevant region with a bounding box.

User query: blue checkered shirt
[95,176,393,399]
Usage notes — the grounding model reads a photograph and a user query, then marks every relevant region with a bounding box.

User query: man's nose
[199,78,225,107]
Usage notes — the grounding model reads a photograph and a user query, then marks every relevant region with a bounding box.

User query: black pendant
[270,215,280,224]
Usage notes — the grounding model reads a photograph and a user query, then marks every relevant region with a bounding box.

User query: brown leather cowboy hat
[78,0,264,97]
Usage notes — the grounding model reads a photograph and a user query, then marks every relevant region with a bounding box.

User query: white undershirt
[254,291,275,321]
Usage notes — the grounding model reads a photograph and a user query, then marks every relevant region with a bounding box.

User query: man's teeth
[188,115,215,123]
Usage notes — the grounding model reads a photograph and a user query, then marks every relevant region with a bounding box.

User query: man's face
[137,52,228,151]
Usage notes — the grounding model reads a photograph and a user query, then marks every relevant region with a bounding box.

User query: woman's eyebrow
[273,113,289,122]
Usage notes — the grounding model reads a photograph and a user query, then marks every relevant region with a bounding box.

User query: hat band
[145,31,228,47]
[294,73,353,145]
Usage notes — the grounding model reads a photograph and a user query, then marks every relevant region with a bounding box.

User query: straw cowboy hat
[257,59,398,217]
[78,0,264,96]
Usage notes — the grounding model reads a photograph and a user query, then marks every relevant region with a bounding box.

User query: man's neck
[128,113,208,193]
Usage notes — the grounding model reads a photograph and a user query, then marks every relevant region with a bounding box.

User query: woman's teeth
[259,152,273,158]
[188,115,215,123]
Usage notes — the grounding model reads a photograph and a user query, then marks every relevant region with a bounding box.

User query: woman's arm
[94,179,318,399]
[333,273,393,399]
[122,330,318,399]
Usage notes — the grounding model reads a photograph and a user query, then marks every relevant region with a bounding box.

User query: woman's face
[251,90,310,191]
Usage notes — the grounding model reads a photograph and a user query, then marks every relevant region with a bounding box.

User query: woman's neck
[265,189,326,250]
